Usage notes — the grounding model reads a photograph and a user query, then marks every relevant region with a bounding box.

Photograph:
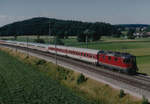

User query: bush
[36,59,46,65]
[119,89,125,98]
[142,96,149,104]
[34,39,45,43]
[56,38,64,45]
[56,67,70,80]
[77,74,87,85]
[25,55,29,59]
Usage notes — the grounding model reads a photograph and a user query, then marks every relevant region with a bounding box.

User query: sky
[0,0,150,27]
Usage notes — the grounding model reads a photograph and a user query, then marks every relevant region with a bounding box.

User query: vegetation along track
[1,43,150,92]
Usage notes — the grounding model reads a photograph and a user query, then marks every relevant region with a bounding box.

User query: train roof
[5,41,98,54]
[6,40,49,47]
[49,45,99,54]
[4,40,134,57]
[99,50,134,58]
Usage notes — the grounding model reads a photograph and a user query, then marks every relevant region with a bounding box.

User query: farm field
[1,36,150,75]
[0,50,90,104]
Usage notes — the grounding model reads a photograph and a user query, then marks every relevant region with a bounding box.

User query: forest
[0,17,120,42]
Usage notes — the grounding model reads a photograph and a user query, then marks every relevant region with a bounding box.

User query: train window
[73,51,75,54]
[123,58,130,63]
[92,55,95,59]
[84,53,86,56]
[75,52,77,55]
[88,54,92,58]
[90,55,92,58]
[108,56,111,60]
[114,58,118,61]
[79,52,80,55]
[87,54,88,57]
[94,55,97,59]
[82,53,84,56]
[78,52,80,55]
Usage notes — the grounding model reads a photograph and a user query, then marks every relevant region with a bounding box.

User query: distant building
[141,27,147,31]
[133,32,144,38]
[144,32,150,37]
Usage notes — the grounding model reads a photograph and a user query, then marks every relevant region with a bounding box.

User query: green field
[0,50,92,104]
[1,36,150,74]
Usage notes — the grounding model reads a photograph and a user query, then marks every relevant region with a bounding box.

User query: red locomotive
[98,51,138,74]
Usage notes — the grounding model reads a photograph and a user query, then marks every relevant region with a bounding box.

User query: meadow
[0,50,90,104]
[1,35,150,75]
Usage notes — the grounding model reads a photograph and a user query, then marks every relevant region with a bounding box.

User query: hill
[0,17,117,37]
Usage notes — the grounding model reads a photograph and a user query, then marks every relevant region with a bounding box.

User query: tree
[53,35,64,45]
[112,30,122,37]
[91,31,101,41]
[146,26,150,32]
[77,74,87,84]
[119,89,125,98]
[77,29,92,42]
[64,31,68,39]
[83,29,92,42]
[37,34,40,40]
[77,33,86,42]
[14,34,18,40]
[127,28,135,39]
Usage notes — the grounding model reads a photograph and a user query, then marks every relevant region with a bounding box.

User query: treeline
[0,17,119,42]
[114,24,149,30]
[146,26,150,32]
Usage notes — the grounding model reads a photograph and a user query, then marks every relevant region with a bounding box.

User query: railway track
[1,43,150,93]
[134,74,150,84]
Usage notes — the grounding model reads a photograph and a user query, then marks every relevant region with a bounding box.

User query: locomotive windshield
[123,58,130,63]
[123,56,136,64]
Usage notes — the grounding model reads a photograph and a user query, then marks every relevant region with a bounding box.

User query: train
[0,40,138,74]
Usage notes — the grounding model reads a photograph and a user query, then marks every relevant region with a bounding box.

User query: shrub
[56,67,70,80]
[56,38,64,45]
[34,39,45,43]
[36,59,46,65]
[24,55,29,59]
[119,89,125,98]
[142,96,149,104]
[77,74,87,85]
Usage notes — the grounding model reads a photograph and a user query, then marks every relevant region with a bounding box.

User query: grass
[0,49,91,104]
[0,47,142,104]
